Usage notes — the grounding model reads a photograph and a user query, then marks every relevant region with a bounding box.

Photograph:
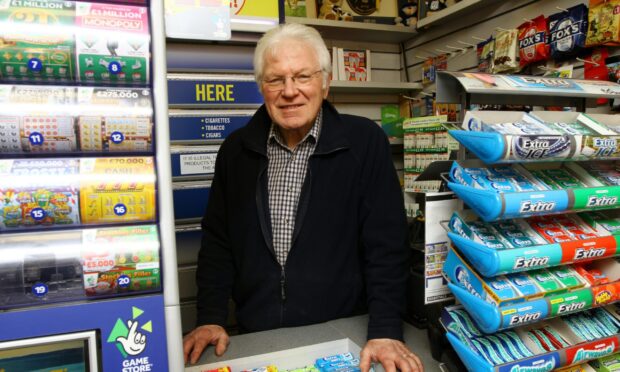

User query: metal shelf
[285,16,416,43]
[329,80,422,93]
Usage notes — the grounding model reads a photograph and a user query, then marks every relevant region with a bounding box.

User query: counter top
[186,315,440,372]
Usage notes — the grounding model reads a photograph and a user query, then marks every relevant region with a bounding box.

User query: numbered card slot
[0,1,150,85]
[0,85,153,155]
[0,157,156,230]
[0,224,161,310]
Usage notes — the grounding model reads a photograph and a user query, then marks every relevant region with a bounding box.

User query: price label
[28,58,43,72]
[114,203,127,216]
[117,275,131,288]
[29,132,44,146]
[30,208,46,221]
[108,61,122,75]
[84,257,116,272]
[110,131,125,144]
[32,282,48,297]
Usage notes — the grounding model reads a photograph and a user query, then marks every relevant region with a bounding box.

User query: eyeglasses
[262,70,323,92]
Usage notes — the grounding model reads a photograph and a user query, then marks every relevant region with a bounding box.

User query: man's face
[261,39,329,136]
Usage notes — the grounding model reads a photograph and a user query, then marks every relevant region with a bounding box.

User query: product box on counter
[441,303,620,372]
[450,111,620,164]
[448,160,620,221]
[443,247,620,333]
[447,209,620,277]
[187,339,362,372]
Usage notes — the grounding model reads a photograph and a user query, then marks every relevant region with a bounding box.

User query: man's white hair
[254,23,331,93]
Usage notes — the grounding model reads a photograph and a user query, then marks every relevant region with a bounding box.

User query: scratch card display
[79,157,156,224]
[0,0,75,82]
[75,2,150,84]
[81,225,160,296]
[0,159,80,229]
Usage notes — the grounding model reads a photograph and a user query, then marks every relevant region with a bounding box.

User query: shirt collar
[268,108,322,149]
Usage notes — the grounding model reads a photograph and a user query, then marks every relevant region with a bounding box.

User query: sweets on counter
[242,366,278,372]
[202,367,231,372]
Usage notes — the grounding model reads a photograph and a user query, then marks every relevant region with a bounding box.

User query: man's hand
[183,325,230,365]
[360,339,423,372]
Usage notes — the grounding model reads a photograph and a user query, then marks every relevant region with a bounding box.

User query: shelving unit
[285,16,415,43]
[0,1,182,370]
[330,80,422,93]
[417,0,502,29]
[438,71,620,371]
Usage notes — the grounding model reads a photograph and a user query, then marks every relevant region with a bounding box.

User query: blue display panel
[169,113,253,142]
[172,183,211,221]
[167,78,263,107]
[0,295,168,371]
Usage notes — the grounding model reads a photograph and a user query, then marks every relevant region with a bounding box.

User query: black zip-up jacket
[196,100,409,341]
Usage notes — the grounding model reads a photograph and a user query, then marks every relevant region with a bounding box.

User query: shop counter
[185,315,439,372]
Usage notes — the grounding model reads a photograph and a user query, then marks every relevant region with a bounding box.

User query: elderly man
[183,23,422,372]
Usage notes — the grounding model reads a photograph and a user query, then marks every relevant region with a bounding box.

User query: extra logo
[514,136,570,160]
[454,266,480,298]
[509,312,541,325]
[557,302,586,314]
[107,306,154,371]
[513,256,549,270]
[574,247,606,260]
[586,195,618,207]
[520,200,556,213]
[520,77,574,88]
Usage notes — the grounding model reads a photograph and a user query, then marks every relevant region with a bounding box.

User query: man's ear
[323,73,332,98]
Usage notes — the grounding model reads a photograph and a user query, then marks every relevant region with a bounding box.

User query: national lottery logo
[514,135,570,160]
[107,306,155,371]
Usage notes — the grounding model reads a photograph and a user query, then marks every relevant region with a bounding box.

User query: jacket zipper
[280,266,286,325]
